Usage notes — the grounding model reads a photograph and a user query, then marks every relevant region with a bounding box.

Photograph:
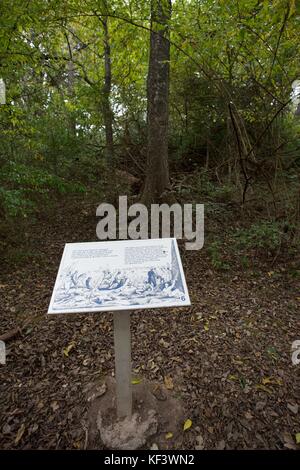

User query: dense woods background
[0,0,299,262]
[0,0,300,451]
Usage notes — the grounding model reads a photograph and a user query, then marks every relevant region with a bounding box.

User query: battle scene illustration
[51,241,186,310]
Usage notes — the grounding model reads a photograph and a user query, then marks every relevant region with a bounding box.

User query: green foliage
[201,177,234,203]
[207,240,230,270]
[233,221,283,253]
[240,255,250,269]
[0,162,86,218]
[0,188,35,218]
[288,268,300,279]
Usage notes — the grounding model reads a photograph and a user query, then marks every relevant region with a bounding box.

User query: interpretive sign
[48,238,190,314]
[48,238,190,421]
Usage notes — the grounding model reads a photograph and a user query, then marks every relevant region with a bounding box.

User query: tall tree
[141,0,173,205]
[100,14,114,163]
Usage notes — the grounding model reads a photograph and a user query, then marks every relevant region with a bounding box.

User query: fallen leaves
[216,439,226,450]
[262,377,282,386]
[244,411,253,420]
[50,401,59,412]
[164,376,174,390]
[2,424,12,435]
[228,374,238,381]
[255,384,272,394]
[255,376,283,394]
[287,403,299,415]
[63,341,76,357]
[131,378,142,385]
[195,435,204,450]
[159,338,170,348]
[87,383,107,402]
[73,440,81,449]
[1,196,299,452]
[266,346,279,361]
[183,419,192,431]
[255,401,266,411]
[150,443,159,450]
[283,432,298,450]
[15,424,25,444]
[151,384,167,401]
[165,432,173,440]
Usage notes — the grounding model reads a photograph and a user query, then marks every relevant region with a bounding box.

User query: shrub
[233,221,282,254]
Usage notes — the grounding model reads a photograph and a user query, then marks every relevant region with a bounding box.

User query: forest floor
[0,193,299,450]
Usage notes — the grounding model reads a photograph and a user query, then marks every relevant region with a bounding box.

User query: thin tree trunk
[65,33,76,138]
[205,136,209,170]
[67,60,76,138]
[141,0,173,205]
[102,16,114,163]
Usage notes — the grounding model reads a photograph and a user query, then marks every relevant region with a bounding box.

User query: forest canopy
[0,0,299,255]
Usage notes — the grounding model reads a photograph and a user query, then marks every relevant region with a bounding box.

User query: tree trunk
[102,17,114,164]
[141,0,173,205]
[65,33,76,138]
[67,59,76,138]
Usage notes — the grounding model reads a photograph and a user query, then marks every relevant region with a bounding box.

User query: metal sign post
[113,310,132,418]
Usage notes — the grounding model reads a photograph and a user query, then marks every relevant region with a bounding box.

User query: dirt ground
[0,196,299,450]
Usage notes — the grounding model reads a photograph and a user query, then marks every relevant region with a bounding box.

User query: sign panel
[48,238,190,314]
